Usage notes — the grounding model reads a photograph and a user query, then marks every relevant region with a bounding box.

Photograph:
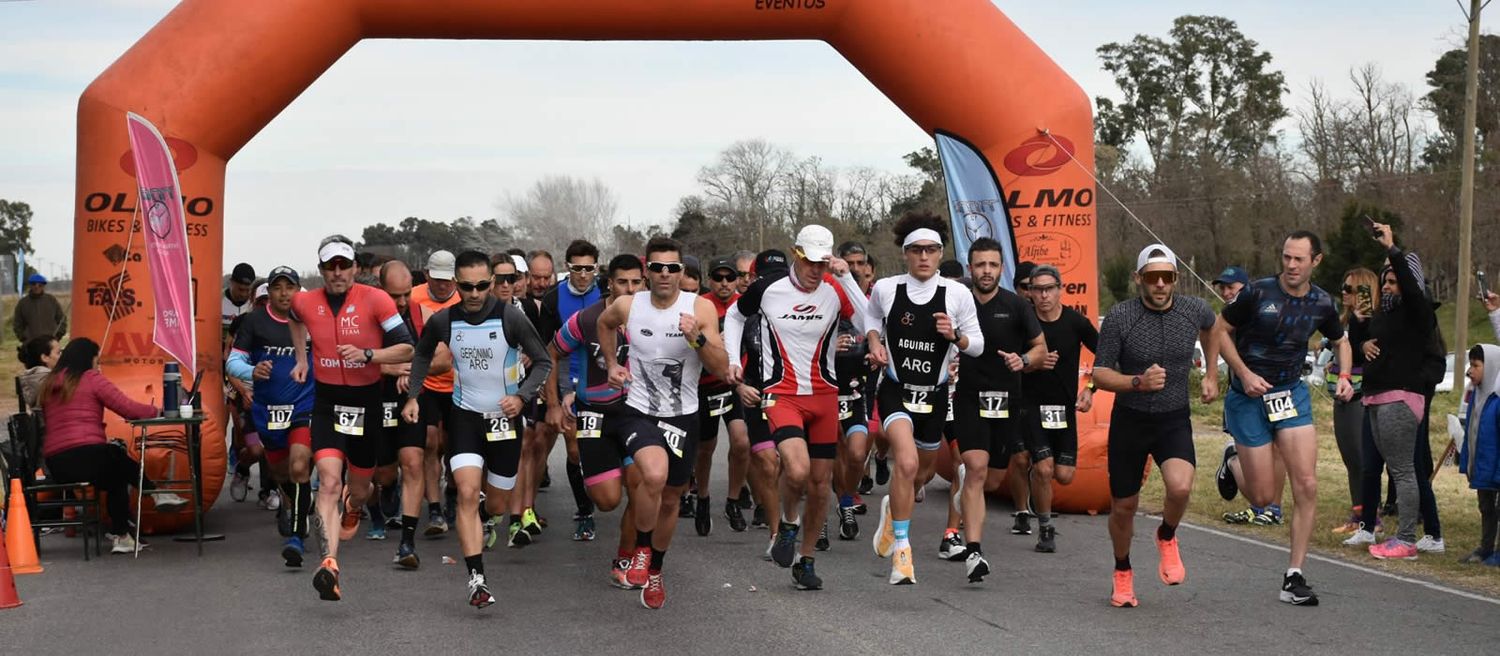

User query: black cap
[938,259,964,279]
[837,240,867,258]
[231,262,256,285]
[1014,261,1037,287]
[682,255,701,279]
[266,266,300,287]
[709,257,736,274]
[754,249,789,277]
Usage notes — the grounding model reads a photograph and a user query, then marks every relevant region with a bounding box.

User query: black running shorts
[1107,405,1195,499]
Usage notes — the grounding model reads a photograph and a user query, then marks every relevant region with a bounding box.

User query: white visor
[902,228,944,249]
[318,241,356,264]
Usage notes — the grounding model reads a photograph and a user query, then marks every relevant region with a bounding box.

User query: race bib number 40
[978,391,1009,419]
[1039,404,1068,430]
[1264,390,1298,422]
[658,421,687,458]
[333,404,366,436]
[484,412,517,442]
[267,404,295,431]
[902,385,935,415]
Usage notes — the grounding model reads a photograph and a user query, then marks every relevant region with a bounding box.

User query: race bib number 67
[333,404,365,436]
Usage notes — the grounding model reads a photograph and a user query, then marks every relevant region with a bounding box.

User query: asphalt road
[8,443,1500,656]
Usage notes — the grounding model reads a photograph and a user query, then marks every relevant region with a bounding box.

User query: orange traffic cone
[0,520,22,609]
[4,479,43,574]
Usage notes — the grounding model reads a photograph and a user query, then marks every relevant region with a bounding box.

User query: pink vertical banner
[125,112,197,376]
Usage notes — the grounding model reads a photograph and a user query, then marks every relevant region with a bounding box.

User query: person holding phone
[1329,267,1379,534]
[1481,272,1500,342]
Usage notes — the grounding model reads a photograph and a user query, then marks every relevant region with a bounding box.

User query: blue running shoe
[282,536,305,568]
[366,524,387,540]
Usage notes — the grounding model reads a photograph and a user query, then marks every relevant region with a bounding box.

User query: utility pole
[1453,0,1484,388]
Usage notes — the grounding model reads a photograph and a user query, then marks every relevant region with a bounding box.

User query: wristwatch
[364,348,375,363]
[689,333,708,349]
[1131,375,1141,390]
[1020,353,1031,368]
[948,328,963,344]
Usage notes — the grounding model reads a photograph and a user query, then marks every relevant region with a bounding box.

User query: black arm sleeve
[405,309,449,401]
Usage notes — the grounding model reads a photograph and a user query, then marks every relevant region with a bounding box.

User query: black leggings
[46,443,155,535]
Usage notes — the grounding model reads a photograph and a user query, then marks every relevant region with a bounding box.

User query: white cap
[794,225,835,262]
[254,283,269,300]
[1136,243,1178,272]
[511,254,529,274]
[318,240,356,264]
[427,250,455,281]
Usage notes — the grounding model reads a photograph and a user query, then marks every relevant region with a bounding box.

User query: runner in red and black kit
[288,235,415,601]
[548,253,646,587]
[689,256,752,536]
[725,225,865,590]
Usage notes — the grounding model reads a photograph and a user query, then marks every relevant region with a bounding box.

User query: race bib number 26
[484,412,517,442]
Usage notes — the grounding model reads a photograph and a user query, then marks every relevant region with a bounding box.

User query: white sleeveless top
[625,291,702,416]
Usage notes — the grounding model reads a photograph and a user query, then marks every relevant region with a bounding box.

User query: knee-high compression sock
[567,460,593,517]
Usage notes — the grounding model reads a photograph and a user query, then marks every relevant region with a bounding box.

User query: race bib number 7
[333,404,365,436]
[707,391,733,417]
[267,404,295,431]
[1264,390,1298,422]
[978,391,1009,419]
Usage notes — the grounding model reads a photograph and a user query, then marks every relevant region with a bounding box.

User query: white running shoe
[110,533,148,554]
[1415,535,1446,553]
[152,492,189,512]
[264,489,282,511]
[1342,528,1376,546]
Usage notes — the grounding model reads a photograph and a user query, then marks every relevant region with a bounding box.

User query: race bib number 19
[1264,390,1298,422]
[267,404,294,431]
[333,404,365,436]
[484,412,517,442]
[577,411,603,439]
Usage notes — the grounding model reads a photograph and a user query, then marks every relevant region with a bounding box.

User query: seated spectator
[37,337,189,554]
[19,335,60,408]
[1459,344,1500,566]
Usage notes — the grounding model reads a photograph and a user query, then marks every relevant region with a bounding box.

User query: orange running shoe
[641,572,666,610]
[1156,536,1185,585]
[313,557,342,601]
[340,503,362,542]
[1110,569,1137,608]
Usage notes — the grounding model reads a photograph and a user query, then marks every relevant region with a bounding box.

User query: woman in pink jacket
[37,338,189,553]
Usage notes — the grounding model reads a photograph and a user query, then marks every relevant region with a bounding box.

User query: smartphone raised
[1362,215,1381,239]
[1357,284,1373,315]
[1479,271,1491,301]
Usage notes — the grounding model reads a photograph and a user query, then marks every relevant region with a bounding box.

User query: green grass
[1140,375,1500,596]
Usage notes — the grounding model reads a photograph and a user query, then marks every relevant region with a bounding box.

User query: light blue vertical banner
[16,249,24,295]
[934,131,1016,291]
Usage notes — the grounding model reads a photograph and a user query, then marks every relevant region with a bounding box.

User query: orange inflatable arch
[73,0,1109,524]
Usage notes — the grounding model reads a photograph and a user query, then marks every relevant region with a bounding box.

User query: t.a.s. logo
[87,270,139,320]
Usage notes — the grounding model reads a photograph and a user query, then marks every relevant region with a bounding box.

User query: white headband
[902,228,944,249]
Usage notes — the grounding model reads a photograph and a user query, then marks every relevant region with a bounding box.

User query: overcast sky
[0,0,1473,280]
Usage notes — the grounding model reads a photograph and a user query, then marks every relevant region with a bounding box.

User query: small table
[127,415,208,556]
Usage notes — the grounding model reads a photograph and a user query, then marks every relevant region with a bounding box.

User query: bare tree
[697,139,792,251]
[500,176,618,252]
[1346,64,1421,182]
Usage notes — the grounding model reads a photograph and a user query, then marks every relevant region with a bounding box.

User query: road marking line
[1175,518,1500,606]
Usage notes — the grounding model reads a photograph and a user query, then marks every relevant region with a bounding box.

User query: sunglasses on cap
[569,264,598,273]
[710,271,739,282]
[492,273,519,284]
[646,261,684,274]
[1141,270,1177,285]
[458,279,493,293]
[321,258,354,271]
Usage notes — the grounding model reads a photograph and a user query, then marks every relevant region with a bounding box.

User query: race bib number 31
[1264,390,1298,422]
[978,391,1009,419]
[333,404,365,436]
[267,404,295,431]
[1039,404,1068,430]
[484,412,517,442]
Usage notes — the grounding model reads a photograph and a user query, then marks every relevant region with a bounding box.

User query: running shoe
[313,557,341,601]
[1279,571,1318,606]
[874,456,890,486]
[694,497,712,537]
[938,530,965,561]
[574,515,597,542]
[725,501,748,533]
[521,508,543,537]
[1156,535,1185,585]
[340,504,362,542]
[888,545,916,585]
[859,474,874,495]
[508,521,531,548]
[1459,549,1493,564]
[1342,526,1376,546]
[851,494,867,515]
[1010,511,1033,536]
[1415,535,1446,553]
[425,509,449,537]
[872,495,895,558]
[110,533,147,554]
[679,491,697,518]
[394,542,420,569]
[1250,507,1283,526]
[231,472,249,502]
[792,556,823,590]
[1222,508,1256,524]
[483,517,501,550]
[259,490,281,511]
[282,536,304,567]
[751,505,769,530]
[385,515,402,531]
[379,484,400,519]
[815,523,830,551]
[468,572,495,609]
[838,506,859,540]
[772,522,800,567]
[1369,538,1418,560]
[1110,569,1137,608]
[626,547,651,588]
[641,572,666,609]
[1036,524,1057,553]
[366,524,387,541]
[611,558,635,589]
[151,492,189,512]
[1215,444,1238,501]
[964,550,990,583]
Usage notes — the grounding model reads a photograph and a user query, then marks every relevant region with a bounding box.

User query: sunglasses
[710,271,739,282]
[492,274,519,284]
[1341,285,1356,294]
[738,270,754,278]
[569,264,598,273]
[321,259,354,272]
[647,261,684,274]
[458,280,493,293]
[1031,284,1061,294]
[904,244,942,256]
[1141,271,1177,286]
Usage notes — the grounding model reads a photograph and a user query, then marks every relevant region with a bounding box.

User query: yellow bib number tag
[577,411,603,439]
[333,404,365,436]
[978,391,1009,419]
[1039,404,1068,430]
[1264,390,1298,422]
[902,385,935,415]
[484,412,517,442]
[267,404,294,431]
[707,391,733,417]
